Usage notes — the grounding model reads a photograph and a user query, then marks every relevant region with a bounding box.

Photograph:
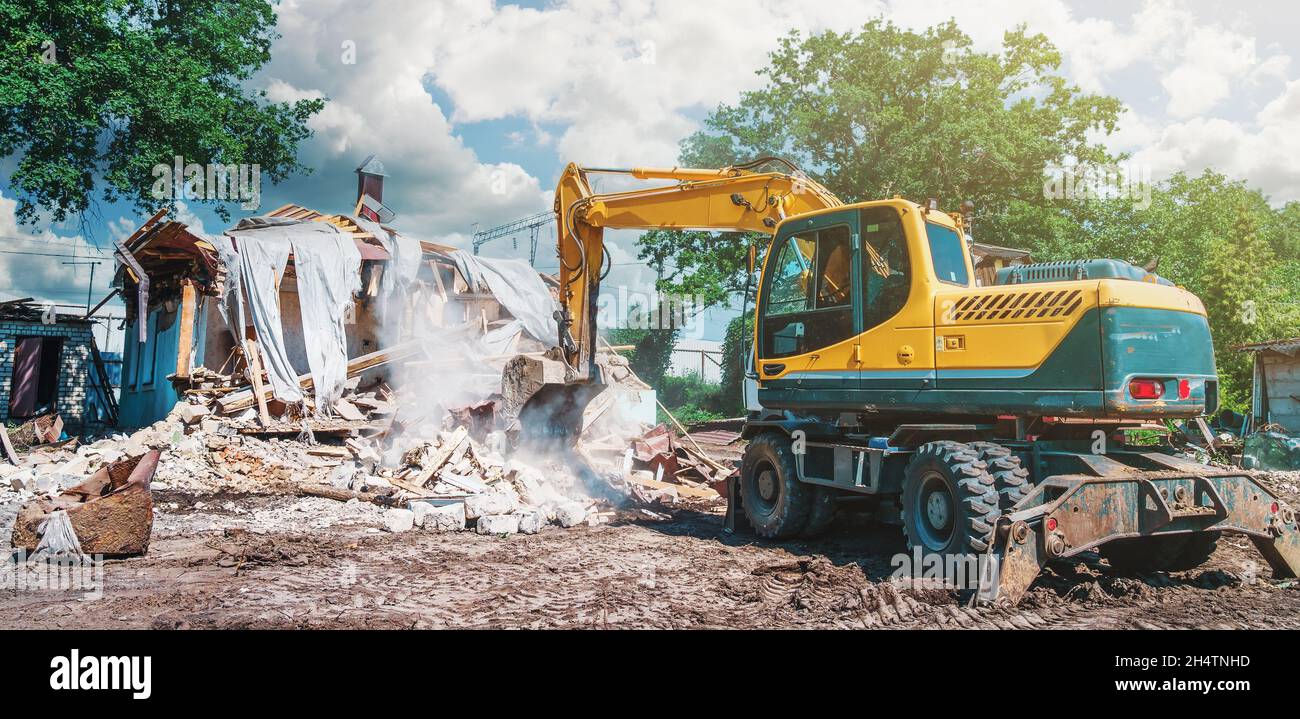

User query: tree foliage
[0,0,324,225]
[639,18,1300,411]
[604,302,680,389]
[644,19,1122,302]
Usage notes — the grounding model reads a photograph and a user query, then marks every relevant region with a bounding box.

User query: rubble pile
[2,334,734,555]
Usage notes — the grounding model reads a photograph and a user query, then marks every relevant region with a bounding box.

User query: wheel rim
[915,471,955,551]
[752,461,779,511]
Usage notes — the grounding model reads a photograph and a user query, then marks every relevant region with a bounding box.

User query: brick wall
[0,319,99,434]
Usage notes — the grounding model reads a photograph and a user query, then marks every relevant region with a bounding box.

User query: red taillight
[1271,502,1280,514]
[1178,379,1191,400]
[1046,517,1058,532]
[1129,379,1164,400]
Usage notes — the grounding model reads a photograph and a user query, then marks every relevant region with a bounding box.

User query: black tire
[740,432,812,539]
[1101,531,1221,573]
[803,486,838,537]
[901,441,1000,555]
[968,441,1031,511]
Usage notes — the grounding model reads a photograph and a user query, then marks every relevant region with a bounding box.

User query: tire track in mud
[4,507,1298,629]
[739,554,1300,630]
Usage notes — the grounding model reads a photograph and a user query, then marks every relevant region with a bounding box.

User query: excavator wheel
[739,432,811,539]
[901,441,1000,557]
[968,441,1031,512]
[803,486,838,537]
[1100,532,1222,573]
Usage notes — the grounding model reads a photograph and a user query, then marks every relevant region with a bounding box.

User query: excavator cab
[753,200,939,407]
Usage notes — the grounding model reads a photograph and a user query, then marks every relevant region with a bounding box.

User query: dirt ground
[3,484,1298,629]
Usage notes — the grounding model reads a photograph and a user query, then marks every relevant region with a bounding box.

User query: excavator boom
[514,159,840,444]
[552,160,841,379]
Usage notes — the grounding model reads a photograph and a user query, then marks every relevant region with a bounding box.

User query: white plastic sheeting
[288,226,361,415]
[223,217,361,413]
[449,250,557,346]
[207,233,245,342]
[350,215,422,308]
[224,229,302,404]
[34,510,83,556]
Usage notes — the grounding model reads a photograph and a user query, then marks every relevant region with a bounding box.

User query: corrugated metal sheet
[1237,337,1300,355]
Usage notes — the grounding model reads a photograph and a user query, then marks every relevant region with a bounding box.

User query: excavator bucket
[514,381,608,448]
[11,450,160,557]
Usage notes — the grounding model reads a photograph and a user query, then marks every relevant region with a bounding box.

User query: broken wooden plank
[410,426,468,486]
[0,426,17,466]
[298,483,393,507]
[174,281,197,378]
[333,399,367,421]
[216,340,427,414]
[625,472,719,499]
[307,446,351,458]
[243,338,272,426]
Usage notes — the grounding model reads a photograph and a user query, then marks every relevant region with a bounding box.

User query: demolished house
[11,156,718,553]
[0,298,117,439]
[112,159,567,429]
[969,242,1032,287]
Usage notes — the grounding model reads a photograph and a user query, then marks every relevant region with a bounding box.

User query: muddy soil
[2,490,1296,629]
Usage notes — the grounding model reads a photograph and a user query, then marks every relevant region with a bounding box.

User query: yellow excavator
[521,158,1300,604]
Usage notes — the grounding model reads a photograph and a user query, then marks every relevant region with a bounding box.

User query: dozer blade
[977,469,1300,605]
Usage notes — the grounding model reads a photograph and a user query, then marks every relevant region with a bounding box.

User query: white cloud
[254,0,550,244]
[1134,78,1300,202]
[0,191,116,308]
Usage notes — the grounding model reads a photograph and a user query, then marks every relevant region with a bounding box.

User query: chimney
[355,154,387,222]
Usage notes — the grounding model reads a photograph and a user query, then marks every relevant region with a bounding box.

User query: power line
[0,234,112,252]
[0,248,113,260]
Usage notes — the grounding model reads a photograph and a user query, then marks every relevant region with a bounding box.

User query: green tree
[643,19,1122,303]
[1199,201,1284,408]
[604,301,680,389]
[0,0,324,225]
[717,312,754,417]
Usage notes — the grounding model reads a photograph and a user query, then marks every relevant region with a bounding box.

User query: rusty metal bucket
[11,450,160,557]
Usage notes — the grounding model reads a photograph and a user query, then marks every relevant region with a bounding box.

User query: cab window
[861,207,911,330]
[761,225,855,358]
[927,222,969,285]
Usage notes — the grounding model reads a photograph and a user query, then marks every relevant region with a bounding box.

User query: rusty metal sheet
[11,450,159,557]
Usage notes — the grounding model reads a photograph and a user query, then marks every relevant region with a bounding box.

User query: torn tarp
[449,250,557,346]
[223,218,361,413]
[289,225,361,415]
[207,233,245,344]
[350,215,423,326]
[225,230,302,404]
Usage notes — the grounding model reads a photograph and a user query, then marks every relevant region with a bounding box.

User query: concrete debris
[555,501,588,528]
[464,490,517,520]
[517,510,546,534]
[476,513,520,535]
[384,508,415,533]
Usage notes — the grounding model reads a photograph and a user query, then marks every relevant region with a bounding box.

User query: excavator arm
[552,159,843,379]
[512,159,842,444]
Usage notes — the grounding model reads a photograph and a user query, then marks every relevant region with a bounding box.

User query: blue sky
[4,0,1300,353]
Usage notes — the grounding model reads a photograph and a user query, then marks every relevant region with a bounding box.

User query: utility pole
[61,260,102,314]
